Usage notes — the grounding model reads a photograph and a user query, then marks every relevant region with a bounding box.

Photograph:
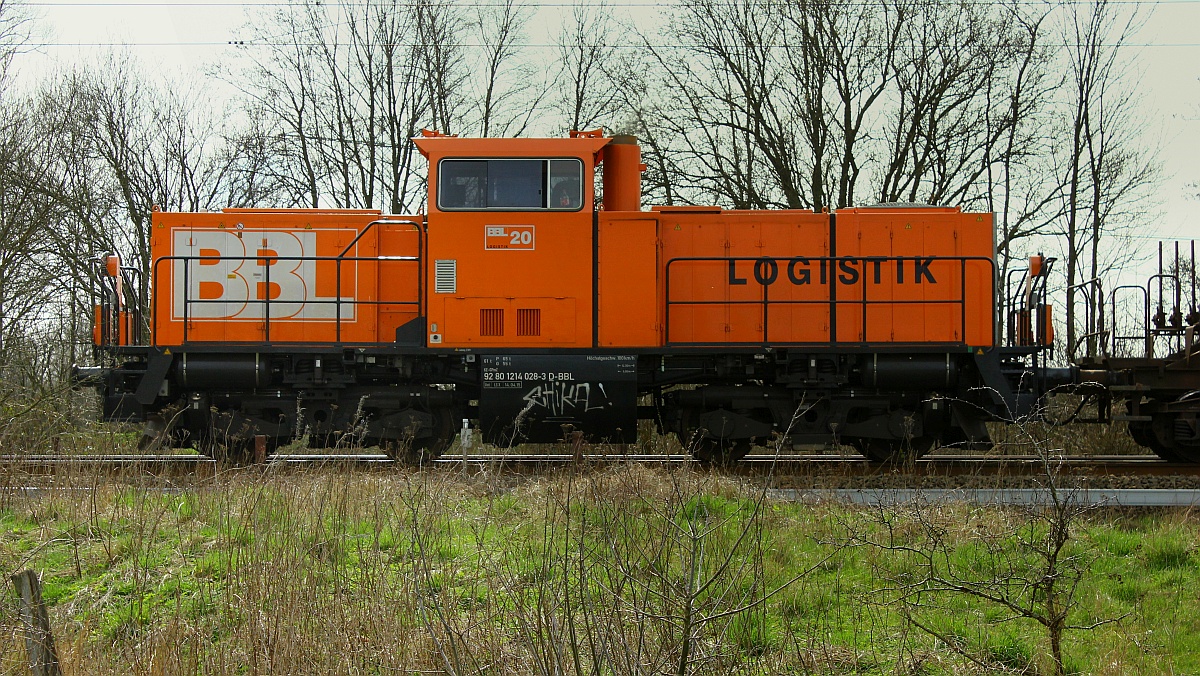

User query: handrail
[1108,284,1150,358]
[91,259,146,352]
[338,219,422,257]
[1067,277,1104,360]
[662,255,997,347]
[336,219,424,342]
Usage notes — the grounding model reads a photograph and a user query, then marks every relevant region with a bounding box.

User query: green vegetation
[1,465,1198,675]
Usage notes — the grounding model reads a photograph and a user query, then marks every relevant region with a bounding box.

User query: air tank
[861,354,958,390]
[179,354,270,389]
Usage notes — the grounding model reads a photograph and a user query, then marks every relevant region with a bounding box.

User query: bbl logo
[172,229,356,320]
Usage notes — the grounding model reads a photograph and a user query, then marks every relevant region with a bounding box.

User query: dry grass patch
[2,463,1199,675]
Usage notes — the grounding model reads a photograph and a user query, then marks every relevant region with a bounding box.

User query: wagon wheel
[1125,420,1179,460]
[1125,397,1193,462]
[850,436,935,464]
[386,407,458,467]
[1131,414,1200,464]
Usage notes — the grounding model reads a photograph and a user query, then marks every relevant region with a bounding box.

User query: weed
[1144,534,1193,571]
[727,609,779,656]
[987,636,1036,672]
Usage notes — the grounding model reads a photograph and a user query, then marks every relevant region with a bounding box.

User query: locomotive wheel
[690,437,752,467]
[676,404,763,466]
[386,407,457,466]
[137,414,170,452]
[850,436,935,464]
[683,422,754,466]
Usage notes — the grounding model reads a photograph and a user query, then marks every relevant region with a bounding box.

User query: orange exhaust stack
[602,135,642,211]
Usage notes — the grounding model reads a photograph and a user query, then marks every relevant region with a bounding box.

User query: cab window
[438,158,583,211]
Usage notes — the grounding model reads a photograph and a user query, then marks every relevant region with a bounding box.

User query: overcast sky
[12,0,1200,250]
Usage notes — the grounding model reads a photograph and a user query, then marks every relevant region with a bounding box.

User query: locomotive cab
[416,134,612,349]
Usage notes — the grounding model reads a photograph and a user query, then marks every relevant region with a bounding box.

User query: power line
[12,0,1200,5]
[22,40,1200,48]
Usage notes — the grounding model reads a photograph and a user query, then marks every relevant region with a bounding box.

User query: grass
[0,462,1198,675]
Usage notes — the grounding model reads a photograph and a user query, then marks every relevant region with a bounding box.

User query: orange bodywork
[835,208,995,346]
[145,135,996,350]
[150,209,422,346]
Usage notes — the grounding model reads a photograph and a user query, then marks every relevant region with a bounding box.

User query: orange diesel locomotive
[83,131,1073,463]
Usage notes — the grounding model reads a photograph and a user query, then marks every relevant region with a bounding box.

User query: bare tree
[0,1,58,366]
[877,0,1035,208]
[1060,0,1157,359]
[415,0,469,137]
[554,3,624,134]
[976,1,1064,334]
[797,0,905,209]
[0,99,59,362]
[643,0,1054,215]
[229,0,470,212]
[646,0,796,208]
[845,422,1117,676]
[468,0,542,137]
[0,0,32,86]
[62,55,268,311]
[604,52,684,206]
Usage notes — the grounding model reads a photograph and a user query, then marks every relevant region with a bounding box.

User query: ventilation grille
[480,308,504,336]
[434,259,456,294]
[517,308,541,337]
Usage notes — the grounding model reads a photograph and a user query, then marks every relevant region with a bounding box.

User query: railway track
[5,453,1200,506]
[2,452,1198,477]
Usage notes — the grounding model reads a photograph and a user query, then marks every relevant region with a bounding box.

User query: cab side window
[549,160,581,209]
[490,160,543,208]
[438,158,583,211]
[439,161,486,208]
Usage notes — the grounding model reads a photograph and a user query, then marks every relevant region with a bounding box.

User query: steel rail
[0,453,1182,463]
[3,453,1199,477]
[5,484,1199,508]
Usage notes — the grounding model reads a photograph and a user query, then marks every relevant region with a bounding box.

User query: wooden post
[254,435,268,464]
[10,570,62,676]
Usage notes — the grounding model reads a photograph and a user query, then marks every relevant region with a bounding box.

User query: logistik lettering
[727,257,937,287]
